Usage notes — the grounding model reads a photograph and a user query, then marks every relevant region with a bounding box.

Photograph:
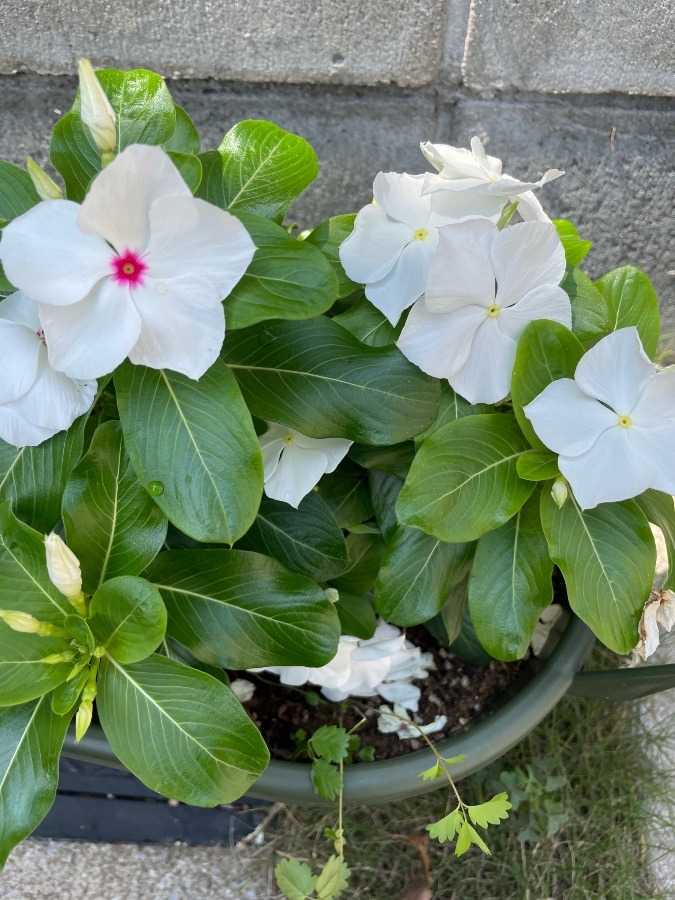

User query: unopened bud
[78,58,117,155]
[42,651,75,665]
[551,478,568,509]
[324,587,340,604]
[45,533,83,602]
[0,609,66,637]
[75,701,93,742]
[26,156,63,201]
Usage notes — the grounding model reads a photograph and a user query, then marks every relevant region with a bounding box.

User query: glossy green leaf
[333,297,400,346]
[0,696,70,868]
[469,492,552,660]
[315,461,373,529]
[160,635,231,686]
[235,492,348,582]
[115,360,263,544]
[375,526,473,626]
[516,449,560,482]
[304,214,358,298]
[146,549,340,669]
[553,219,592,267]
[415,383,492,447]
[596,266,660,359]
[51,668,89,716]
[329,533,385,595]
[350,442,415,479]
[164,106,201,154]
[223,317,440,445]
[561,266,610,341]
[51,68,176,201]
[368,470,404,538]
[97,654,269,805]
[0,161,40,223]
[448,606,492,666]
[540,490,655,653]
[440,571,471,647]
[634,490,675,591]
[167,150,202,192]
[88,576,167,664]
[0,410,89,533]
[62,421,168,593]
[511,320,585,450]
[225,211,338,329]
[335,592,377,639]
[397,414,534,543]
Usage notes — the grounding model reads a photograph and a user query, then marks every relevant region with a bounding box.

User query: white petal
[397,298,485,379]
[291,433,352,473]
[128,276,224,379]
[259,423,289,481]
[450,318,517,405]
[0,404,56,448]
[10,348,96,430]
[372,172,431,228]
[420,140,501,181]
[144,196,256,297]
[428,186,505,224]
[40,279,141,380]
[351,636,406,662]
[492,221,566,309]
[0,200,112,305]
[366,237,435,325]
[628,368,675,427]
[425,219,497,312]
[497,284,572,341]
[378,681,421,711]
[263,443,328,508]
[524,378,617,456]
[0,319,40,403]
[626,424,675,495]
[78,145,190,253]
[513,189,550,223]
[0,291,41,330]
[574,327,655,415]
[339,203,411,285]
[559,425,650,509]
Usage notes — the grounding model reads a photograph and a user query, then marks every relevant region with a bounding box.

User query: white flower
[229,678,256,703]
[44,532,82,599]
[338,172,502,325]
[635,591,675,661]
[250,620,435,712]
[397,219,569,404]
[376,703,447,740]
[421,136,564,223]
[523,328,675,509]
[259,422,352,508]
[0,292,96,447]
[78,58,117,155]
[0,144,256,380]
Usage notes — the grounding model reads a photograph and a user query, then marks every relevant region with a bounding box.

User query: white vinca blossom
[339,172,502,325]
[259,422,352,508]
[0,292,96,447]
[0,144,256,380]
[397,218,570,405]
[250,620,435,712]
[524,327,675,509]
[421,136,563,223]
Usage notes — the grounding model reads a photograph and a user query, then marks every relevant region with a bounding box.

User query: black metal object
[35,757,269,844]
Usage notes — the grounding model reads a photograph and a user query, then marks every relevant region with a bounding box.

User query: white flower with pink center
[0,144,256,380]
[0,292,96,447]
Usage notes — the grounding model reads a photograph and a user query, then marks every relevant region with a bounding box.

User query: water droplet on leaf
[148,481,165,496]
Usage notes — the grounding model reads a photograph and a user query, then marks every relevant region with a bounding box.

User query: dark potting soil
[233,628,528,762]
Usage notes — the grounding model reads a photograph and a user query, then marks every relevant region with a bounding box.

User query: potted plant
[0,62,673,878]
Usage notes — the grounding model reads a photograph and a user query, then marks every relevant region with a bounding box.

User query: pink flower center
[111,250,147,288]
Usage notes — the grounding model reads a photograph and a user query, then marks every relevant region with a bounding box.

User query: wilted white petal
[574,327,655,414]
[524,379,617,456]
[351,635,407,662]
[263,441,328,508]
[425,219,497,312]
[373,172,432,227]
[366,237,436,325]
[339,204,411,285]
[378,680,421,712]
[492,222,566,309]
[449,317,517,405]
[397,298,485,380]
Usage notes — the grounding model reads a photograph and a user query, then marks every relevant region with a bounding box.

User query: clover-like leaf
[467,793,512,828]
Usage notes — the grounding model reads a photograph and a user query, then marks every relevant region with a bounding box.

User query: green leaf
[0,161,40,223]
[0,411,89,533]
[87,576,167,664]
[164,106,201,154]
[224,211,338,329]
[440,572,470,646]
[553,219,592,267]
[311,758,341,802]
[275,858,318,900]
[309,725,350,763]
[418,762,443,782]
[427,808,463,843]
[447,606,492,666]
[368,471,404,539]
[634,490,675,591]
[329,533,385,595]
[235,492,348,582]
[315,461,373,529]
[335,593,377,640]
[596,266,661,359]
[0,696,70,868]
[397,414,534,542]
[350,442,415,479]
[51,667,89,715]
[166,151,202,192]
[223,317,440,445]
[561,266,611,341]
[115,360,263,544]
[374,526,473,626]
[160,635,231,686]
[469,492,553,660]
[511,320,585,450]
[455,820,491,856]
[62,421,168,594]
[304,215,358,298]
[333,297,399,346]
[467,793,512,829]
[315,854,351,899]
[516,449,560,482]
[51,68,176,201]
[146,549,340,669]
[415,383,492,447]
[97,654,269,804]
[540,490,655,653]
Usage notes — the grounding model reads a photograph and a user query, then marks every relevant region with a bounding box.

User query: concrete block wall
[1,1,674,334]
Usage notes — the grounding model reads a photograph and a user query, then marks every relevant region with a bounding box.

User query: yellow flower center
[487,304,501,318]
[412,228,429,241]
[283,434,294,443]
[618,415,632,429]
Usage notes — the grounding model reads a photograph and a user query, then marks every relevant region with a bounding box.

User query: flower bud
[42,651,75,665]
[75,662,99,742]
[44,533,83,601]
[78,58,117,155]
[25,156,63,201]
[551,478,568,509]
[0,609,64,637]
[324,588,340,604]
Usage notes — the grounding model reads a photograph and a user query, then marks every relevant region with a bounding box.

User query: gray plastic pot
[63,614,597,806]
